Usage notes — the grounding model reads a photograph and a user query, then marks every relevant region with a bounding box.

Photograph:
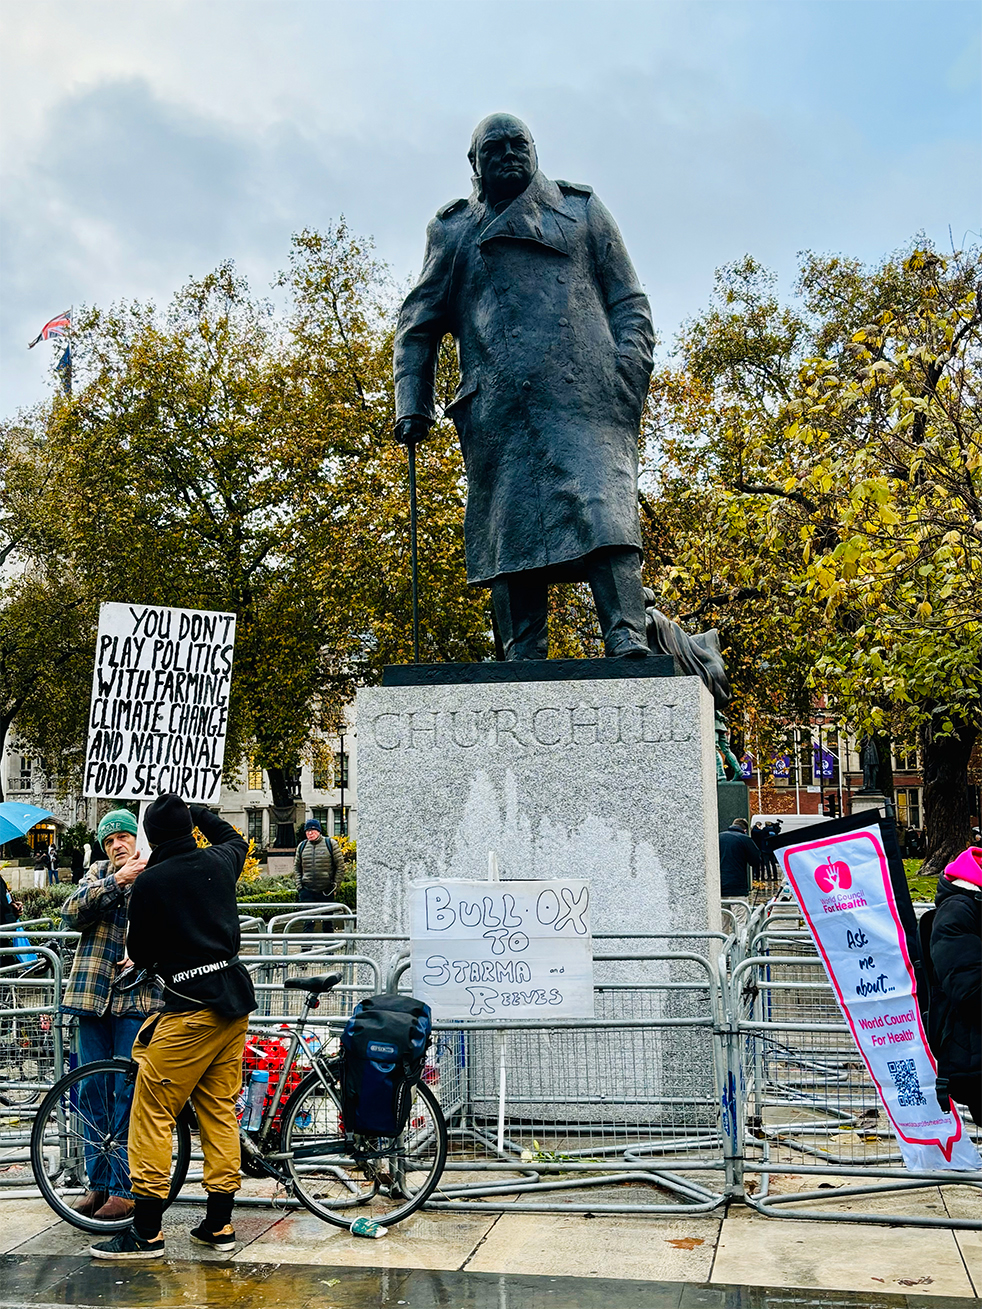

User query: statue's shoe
[608,642,652,658]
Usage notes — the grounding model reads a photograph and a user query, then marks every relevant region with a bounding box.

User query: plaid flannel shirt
[61,861,162,1018]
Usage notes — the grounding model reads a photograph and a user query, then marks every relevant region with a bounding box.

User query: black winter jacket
[719,826,762,897]
[127,806,256,1019]
[930,875,981,1086]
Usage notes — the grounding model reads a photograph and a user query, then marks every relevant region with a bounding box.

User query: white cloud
[2,0,979,412]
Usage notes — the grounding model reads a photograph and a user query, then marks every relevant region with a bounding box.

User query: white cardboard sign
[83,602,236,803]
[410,879,595,1021]
[781,822,980,1171]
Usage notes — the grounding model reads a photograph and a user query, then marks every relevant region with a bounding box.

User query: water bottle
[245,1069,269,1130]
[350,1217,387,1239]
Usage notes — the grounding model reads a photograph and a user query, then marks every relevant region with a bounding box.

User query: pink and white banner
[780,821,980,1171]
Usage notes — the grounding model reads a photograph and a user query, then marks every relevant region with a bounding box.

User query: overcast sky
[2,0,979,416]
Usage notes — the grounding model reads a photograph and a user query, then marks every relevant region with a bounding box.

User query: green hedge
[236,871,356,922]
[7,870,356,929]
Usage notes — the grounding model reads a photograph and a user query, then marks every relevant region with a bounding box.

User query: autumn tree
[647,241,982,872]
[7,224,494,833]
[0,421,95,800]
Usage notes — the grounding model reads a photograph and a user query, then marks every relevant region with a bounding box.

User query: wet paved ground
[0,1255,975,1309]
[0,1186,977,1305]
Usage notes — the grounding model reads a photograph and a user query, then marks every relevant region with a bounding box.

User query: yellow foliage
[193,824,263,882]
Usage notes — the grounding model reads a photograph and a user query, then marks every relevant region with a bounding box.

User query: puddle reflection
[0,1255,925,1309]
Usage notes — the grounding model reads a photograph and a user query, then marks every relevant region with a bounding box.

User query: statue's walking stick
[408,440,420,663]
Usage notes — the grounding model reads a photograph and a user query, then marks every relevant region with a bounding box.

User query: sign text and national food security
[781,821,981,1171]
[83,603,236,802]
[410,878,595,1021]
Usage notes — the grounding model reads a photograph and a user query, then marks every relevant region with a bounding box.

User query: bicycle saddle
[283,972,343,993]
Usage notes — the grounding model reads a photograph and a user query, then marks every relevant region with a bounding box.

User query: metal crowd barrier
[384,930,735,1214]
[1,911,980,1227]
[0,944,64,1189]
[731,896,982,1228]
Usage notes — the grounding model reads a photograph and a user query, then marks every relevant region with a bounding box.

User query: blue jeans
[76,1013,145,1197]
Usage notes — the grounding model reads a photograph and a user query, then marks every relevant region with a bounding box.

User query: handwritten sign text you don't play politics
[84,603,236,802]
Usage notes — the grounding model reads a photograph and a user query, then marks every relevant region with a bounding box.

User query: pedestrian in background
[32,849,47,889]
[70,848,84,884]
[0,872,22,925]
[294,818,346,938]
[46,844,59,886]
[719,818,762,899]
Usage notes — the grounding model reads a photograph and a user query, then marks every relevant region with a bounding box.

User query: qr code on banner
[888,1057,927,1107]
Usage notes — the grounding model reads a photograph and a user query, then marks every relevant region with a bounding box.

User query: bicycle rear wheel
[30,1058,191,1233]
[280,1069,448,1228]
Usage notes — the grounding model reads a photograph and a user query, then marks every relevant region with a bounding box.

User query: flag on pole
[54,346,72,394]
[28,311,71,348]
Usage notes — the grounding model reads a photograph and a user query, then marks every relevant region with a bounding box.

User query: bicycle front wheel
[280,1069,448,1228]
[30,1059,191,1233]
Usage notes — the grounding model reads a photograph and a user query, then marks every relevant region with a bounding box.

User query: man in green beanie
[61,809,162,1221]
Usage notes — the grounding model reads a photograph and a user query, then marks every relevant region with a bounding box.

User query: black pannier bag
[338,993,432,1137]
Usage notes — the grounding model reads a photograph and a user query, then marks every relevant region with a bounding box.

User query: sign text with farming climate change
[84,602,236,802]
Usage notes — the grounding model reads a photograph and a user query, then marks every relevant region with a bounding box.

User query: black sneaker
[190,1222,236,1252]
[89,1226,165,1260]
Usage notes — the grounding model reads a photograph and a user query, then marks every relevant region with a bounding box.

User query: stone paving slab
[466,1211,721,1281]
[941,1186,982,1286]
[0,1204,59,1257]
[712,1203,975,1299]
[233,1206,500,1270]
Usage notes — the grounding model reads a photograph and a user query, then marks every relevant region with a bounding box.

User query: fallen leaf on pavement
[666,1237,704,1250]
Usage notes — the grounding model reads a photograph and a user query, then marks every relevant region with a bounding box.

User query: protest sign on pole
[83,603,236,804]
[778,818,980,1171]
[410,879,594,1021]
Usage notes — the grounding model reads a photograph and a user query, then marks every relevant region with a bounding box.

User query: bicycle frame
[242,992,343,1172]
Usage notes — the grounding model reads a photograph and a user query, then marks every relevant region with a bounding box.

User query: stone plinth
[717,779,751,833]
[265,850,296,878]
[356,665,720,940]
[851,793,890,819]
[356,664,721,1127]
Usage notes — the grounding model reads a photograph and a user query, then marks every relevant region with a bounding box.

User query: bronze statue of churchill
[394,113,655,660]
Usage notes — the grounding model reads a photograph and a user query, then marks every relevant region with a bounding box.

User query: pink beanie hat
[944,847,982,888]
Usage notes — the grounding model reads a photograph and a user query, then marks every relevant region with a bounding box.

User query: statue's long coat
[394,170,654,584]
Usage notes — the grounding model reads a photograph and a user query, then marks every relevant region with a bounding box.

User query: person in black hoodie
[930,846,982,1126]
[90,795,256,1261]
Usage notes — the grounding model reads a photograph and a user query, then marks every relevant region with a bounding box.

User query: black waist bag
[339,993,432,1137]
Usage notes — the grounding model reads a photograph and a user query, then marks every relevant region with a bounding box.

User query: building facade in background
[0,707,357,856]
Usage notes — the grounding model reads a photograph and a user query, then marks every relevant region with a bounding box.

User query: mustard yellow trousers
[129,1008,249,1198]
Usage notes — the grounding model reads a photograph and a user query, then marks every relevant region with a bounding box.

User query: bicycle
[31,971,448,1234]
